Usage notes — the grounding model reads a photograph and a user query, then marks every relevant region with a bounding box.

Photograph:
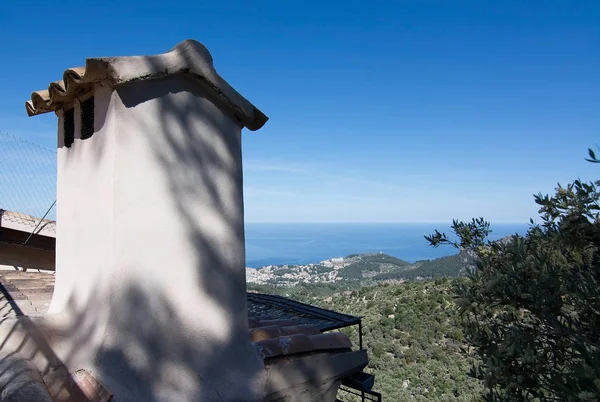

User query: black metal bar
[359,320,363,350]
[0,281,24,316]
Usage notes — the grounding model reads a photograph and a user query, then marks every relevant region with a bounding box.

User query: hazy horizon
[244,221,529,266]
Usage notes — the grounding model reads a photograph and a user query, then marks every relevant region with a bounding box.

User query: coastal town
[243,252,435,286]
[245,256,350,285]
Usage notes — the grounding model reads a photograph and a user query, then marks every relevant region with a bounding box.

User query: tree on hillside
[425,149,600,401]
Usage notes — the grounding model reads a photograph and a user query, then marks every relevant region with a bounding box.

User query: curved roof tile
[25,39,268,131]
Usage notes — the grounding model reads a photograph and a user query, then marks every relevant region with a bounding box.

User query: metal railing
[337,385,382,402]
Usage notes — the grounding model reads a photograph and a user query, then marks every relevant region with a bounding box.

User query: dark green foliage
[338,254,410,279]
[353,253,411,266]
[338,261,377,278]
[247,281,360,300]
[373,251,476,281]
[586,146,599,163]
[407,252,474,278]
[426,160,600,400]
[426,217,491,251]
[247,283,276,294]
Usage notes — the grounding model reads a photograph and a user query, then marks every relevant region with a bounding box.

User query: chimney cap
[25,39,268,131]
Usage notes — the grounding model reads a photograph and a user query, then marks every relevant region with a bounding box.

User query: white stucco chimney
[26,39,269,401]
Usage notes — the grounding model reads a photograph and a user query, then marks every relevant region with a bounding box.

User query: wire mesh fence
[0,131,56,233]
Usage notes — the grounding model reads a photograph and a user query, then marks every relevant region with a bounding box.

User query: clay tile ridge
[25,39,268,131]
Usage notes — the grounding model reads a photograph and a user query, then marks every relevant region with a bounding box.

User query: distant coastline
[246,250,478,286]
[244,222,529,268]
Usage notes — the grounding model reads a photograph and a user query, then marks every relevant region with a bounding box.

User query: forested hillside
[249,280,484,401]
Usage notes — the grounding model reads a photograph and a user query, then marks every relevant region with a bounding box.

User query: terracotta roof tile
[280,324,321,336]
[71,370,113,402]
[251,320,353,360]
[26,39,268,131]
[250,325,283,342]
[250,324,321,342]
[308,332,352,351]
[255,333,314,359]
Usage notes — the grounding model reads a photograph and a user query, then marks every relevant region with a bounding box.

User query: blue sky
[0,0,598,223]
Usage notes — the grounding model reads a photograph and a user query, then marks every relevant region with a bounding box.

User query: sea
[244,222,530,268]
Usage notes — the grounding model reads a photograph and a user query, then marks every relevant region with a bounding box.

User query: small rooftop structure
[0,39,370,401]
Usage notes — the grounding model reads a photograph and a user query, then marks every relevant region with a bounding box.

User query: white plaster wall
[51,84,116,315]
[50,77,266,401]
[50,84,120,386]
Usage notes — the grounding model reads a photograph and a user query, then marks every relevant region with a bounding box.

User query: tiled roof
[248,292,362,331]
[249,319,352,360]
[0,273,359,360]
[0,271,55,316]
[0,209,56,235]
[0,272,367,400]
[248,294,360,362]
[25,39,268,131]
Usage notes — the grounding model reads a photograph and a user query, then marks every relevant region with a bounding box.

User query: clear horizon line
[244,221,531,225]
